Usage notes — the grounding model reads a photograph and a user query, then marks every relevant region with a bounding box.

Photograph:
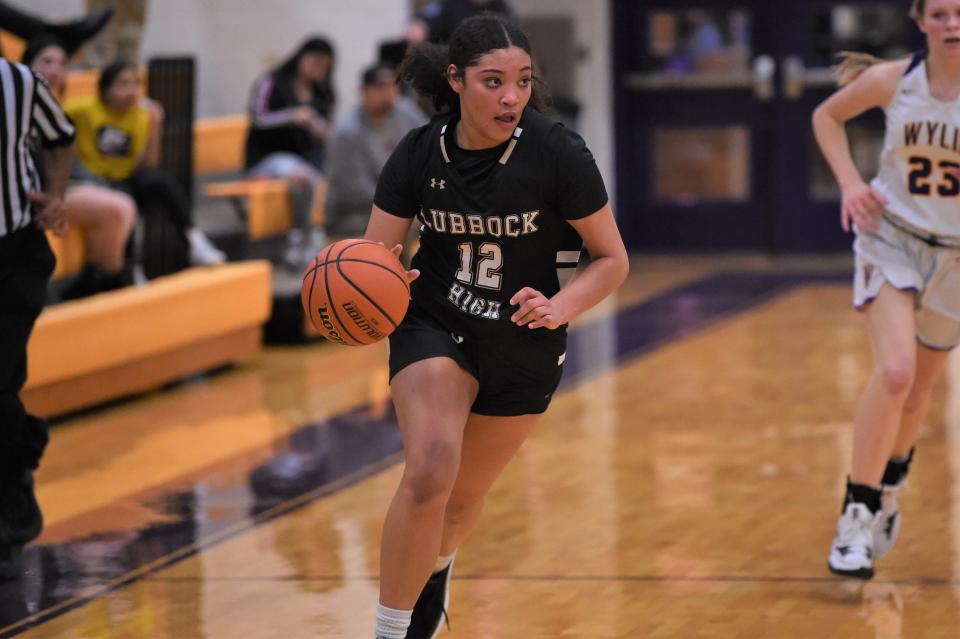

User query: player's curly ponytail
[399,41,458,112]
[399,13,550,114]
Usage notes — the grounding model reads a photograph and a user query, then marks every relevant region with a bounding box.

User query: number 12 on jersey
[456,242,504,290]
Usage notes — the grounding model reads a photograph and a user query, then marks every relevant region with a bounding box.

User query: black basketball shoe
[0,543,22,580]
[0,469,43,581]
[406,561,453,639]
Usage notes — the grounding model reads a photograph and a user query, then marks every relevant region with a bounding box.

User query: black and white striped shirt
[0,57,75,238]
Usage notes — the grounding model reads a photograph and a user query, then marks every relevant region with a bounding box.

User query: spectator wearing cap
[324,63,426,241]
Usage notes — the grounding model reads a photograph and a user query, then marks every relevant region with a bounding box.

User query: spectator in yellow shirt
[66,60,224,267]
[23,35,136,298]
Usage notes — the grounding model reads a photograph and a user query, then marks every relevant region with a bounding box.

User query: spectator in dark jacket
[244,36,335,269]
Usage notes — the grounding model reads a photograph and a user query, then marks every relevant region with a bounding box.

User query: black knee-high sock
[844,478,882,514]
[881,447,915,486]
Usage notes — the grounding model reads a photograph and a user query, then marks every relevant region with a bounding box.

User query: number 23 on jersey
[908,155,960,197]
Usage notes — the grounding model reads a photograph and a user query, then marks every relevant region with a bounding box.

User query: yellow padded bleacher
[195,114,325,240]
[203,177,326,240]
[22,260,272,417]
[203,178,292,240]
[47,228,87,280]
[0,30,24,62]
[62,68,101,101]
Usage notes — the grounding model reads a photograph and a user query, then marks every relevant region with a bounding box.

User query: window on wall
[653,126,751,203]
[647,8,751,76]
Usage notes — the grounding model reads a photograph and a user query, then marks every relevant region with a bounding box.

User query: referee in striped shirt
[0,55,75,578]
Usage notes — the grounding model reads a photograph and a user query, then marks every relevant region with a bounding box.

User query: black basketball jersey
[374,108,608,343]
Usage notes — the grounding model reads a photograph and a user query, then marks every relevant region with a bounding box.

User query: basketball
[301,239,410,346]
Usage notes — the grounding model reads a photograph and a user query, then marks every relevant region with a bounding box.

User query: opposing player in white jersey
[813,0,960,579]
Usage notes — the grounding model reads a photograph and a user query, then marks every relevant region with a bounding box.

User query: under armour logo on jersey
[431,178,446,190]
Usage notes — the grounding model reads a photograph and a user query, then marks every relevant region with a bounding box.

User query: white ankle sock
[375,603,411,639]
[434,552,455,574]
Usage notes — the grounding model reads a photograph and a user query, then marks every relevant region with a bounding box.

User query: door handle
[782,55,805,100]
[753,55,775,101]
[782,56,837,100]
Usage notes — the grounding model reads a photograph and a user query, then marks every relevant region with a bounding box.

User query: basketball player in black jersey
[365,15,628,639]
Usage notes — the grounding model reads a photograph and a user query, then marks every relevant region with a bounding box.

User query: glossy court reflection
[5,259,960,637]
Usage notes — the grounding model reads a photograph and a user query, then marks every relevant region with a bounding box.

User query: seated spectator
[22,35,137,299]
[244,36,335,269]
[65,60,225,268]
[0,2,113,56]
[325,63,426,241]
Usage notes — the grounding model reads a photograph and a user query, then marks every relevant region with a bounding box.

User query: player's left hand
[510,287,567,330]
[388,243,419,284]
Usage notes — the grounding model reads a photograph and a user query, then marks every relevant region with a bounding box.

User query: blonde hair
[833,0,926,86]
[833,51,888,86]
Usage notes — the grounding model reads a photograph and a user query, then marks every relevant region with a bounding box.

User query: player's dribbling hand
[29,191,69,237]
[510,287,567,330]
[388,243,419,284]
[840,181,886,233]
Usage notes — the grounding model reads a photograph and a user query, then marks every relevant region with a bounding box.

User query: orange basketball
[301,239,410,346]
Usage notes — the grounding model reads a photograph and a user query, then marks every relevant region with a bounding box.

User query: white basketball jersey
[871,52,960,237]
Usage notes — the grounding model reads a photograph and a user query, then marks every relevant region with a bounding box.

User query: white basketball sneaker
[828,502,879,579]
[187,227,226,265]
[874,480,906,559]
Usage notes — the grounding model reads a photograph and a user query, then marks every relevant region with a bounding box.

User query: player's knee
[401,439,460,504]
[288,173,308,190]
[878,360,914,396]
[113,194,137,229]
[288,170,317,191]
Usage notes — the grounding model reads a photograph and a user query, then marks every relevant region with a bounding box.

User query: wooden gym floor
[2,254,959,638]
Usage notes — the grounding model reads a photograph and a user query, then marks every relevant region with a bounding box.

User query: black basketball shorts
[388,304,567,417]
